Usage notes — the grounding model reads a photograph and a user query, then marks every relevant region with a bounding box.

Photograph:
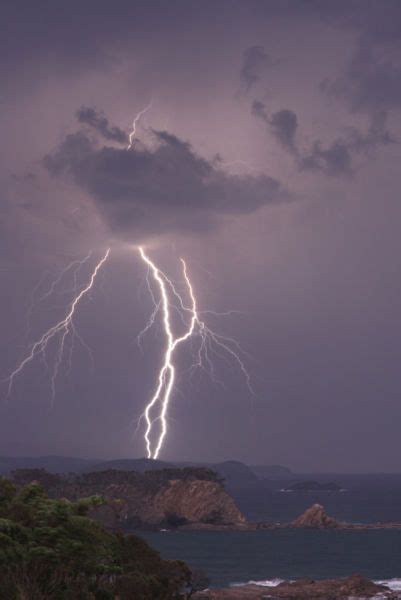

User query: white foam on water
[232,577,401,593]
[375,578,401,591]
[231,579,285,588]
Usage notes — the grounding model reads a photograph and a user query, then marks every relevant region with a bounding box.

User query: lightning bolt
[23,253,92,349]
[127,101,153,150]
[137,247,253,459]
[37,252,92,303]
[4,249,110,403]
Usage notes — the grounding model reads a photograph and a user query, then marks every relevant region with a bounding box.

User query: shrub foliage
[0,477,193,599]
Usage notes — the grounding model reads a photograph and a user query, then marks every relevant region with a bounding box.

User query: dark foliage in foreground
[0,477,195,599]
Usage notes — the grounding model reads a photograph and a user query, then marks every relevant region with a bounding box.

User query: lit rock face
[11,467,247,529]
[153,479,248,526]
[93,478,247,528]
[291,503,341,528]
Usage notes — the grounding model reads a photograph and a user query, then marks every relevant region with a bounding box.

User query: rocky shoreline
[10,469,401,532]
[176,503,401,532]
[193,574,401,599]
[278,503,401,531]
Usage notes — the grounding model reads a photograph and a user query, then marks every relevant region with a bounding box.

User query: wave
[231,579,286,588]
[231,578,401,592]
[375,578,401,591]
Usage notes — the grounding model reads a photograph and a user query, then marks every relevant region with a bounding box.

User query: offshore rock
[291,503,342,528]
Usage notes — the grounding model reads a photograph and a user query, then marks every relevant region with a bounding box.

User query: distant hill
[209,461,259,486]
[0,455,99,475]
[88,458,171,473]
[91,459,259,487]
[250,464,293,479]
[284,480,342,492]
[0,456,293,487]
[173,460,260,487]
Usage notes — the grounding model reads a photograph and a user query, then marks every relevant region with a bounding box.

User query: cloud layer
[251,99,395,177]
[44,116,285,241]
[76,107,128,144]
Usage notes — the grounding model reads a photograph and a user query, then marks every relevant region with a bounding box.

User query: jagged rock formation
[288,503,401,530]
[10,467,247,530]
[291,503,342,528]
[194,575,393,599]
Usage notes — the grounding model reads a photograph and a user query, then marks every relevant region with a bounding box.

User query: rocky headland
[10,469,401,532]
[10,467,247,530]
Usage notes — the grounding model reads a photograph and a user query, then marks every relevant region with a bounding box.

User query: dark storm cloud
[245,1,400,178]
[300,140,353,177]
[239,46,273,94]
[76,107,128,144]
[44,119,285,240]
[252,99,394,177]
[251,100,269,121]
[322,40,401,115]
[319,1,401,146]
[270,110,298,151]
[300,111,395,176]
[251,101,298,153]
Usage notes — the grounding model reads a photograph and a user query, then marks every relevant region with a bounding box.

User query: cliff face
[153,479,247,526]
[11,467,247,530]
[94,478,246,528]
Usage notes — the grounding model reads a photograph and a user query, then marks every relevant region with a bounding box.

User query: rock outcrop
[284,480,341,492]
[194,574,394,599]
[289,503,401,530]
[153,478,247,526]
[85,477,247,528]
[291,503,342,528]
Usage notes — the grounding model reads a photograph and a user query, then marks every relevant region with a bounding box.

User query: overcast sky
[1,0,401,472]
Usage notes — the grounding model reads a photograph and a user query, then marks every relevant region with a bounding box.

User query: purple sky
[1,0,401,472]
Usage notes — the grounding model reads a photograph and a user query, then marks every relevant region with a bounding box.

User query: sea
[139,474,401,591]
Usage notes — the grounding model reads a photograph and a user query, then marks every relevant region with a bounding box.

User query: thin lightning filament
[137,247,252,459]
[5,249,110,401]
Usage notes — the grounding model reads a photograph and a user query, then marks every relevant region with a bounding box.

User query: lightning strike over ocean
[4,109,253,460]
[4,249,110,403]
[137,246,253,459]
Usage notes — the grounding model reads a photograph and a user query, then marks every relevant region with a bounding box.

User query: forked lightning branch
[3,107,252,458]
[4,247,252,458]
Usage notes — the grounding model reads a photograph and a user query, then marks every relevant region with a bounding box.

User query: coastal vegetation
[0,477,196,599]
[9,467,245,531]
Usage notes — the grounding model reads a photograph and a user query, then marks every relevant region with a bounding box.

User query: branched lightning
[127,101,152,150]
[4,249,110,403]
[3,107,253,459]
[4,243,251,458]
[137,247,253,459]
[38,252,92,303]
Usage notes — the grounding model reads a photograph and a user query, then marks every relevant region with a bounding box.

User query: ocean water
[230,474,401,524]
[141,529,401,588]
[139,474,401,589]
